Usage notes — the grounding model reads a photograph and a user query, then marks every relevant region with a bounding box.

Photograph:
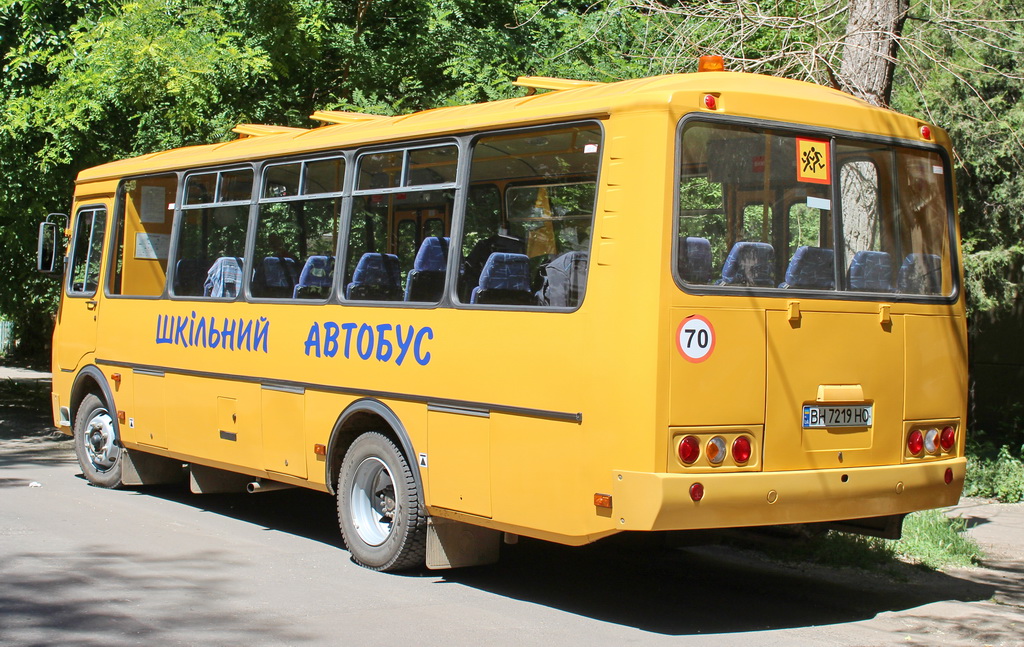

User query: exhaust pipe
[246,479,295,494]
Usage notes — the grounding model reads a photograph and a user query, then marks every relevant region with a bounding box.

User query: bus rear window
[676,120,954,298]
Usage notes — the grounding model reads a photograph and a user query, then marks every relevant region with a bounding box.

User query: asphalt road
[2,371,1022,646]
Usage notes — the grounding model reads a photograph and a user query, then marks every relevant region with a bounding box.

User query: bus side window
[109,176,177,297]
[68,206,107,295]
[457,124,600,308]
[252,157,343,300]
[171,169,252,299]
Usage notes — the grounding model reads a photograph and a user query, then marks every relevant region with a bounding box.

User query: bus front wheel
[73,393,123,488]
[337,432,426,571]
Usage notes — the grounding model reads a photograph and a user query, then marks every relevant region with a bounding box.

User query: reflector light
[732,436,752,463]
[703,94,718,110]
[940,426,955,451]
[689,482,705,501]
[924,428,939,454]
[594,493,613,508]
[698,55,725,73]
[944,468,954,484]
[907,429,924,455]
[313,443,327,456]
[679,436,700,464]
[920,125,932,140]
[706,436,727,464]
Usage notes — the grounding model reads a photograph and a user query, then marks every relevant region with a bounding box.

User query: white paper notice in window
[140,186,167,223]
[135,233,170,260]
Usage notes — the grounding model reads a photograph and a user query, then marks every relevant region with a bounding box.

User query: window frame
[66,204,109,298]
[672,113,959,304]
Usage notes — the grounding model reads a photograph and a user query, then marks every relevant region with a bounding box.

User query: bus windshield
[676,119,955,297]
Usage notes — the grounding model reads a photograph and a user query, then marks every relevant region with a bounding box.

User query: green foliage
[964,445,1024,503]
[895,509,982,569]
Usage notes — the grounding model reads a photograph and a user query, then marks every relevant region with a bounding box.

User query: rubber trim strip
[96,358,582,424]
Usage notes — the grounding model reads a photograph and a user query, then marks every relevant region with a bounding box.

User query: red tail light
[678,436,700,464]
[732,436,752,463]
[940,426,956,451]
[689,482,705,501]
[907,429,924,455]
[944,468,954,484]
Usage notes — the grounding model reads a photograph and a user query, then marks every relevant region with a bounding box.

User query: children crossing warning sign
[796,138,831,184]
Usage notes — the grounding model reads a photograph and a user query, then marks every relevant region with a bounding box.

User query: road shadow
[0,373,75,468]
[441,534,998,636]
[0,546,316,647]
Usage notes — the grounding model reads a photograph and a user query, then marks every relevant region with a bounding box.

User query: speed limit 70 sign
[676,315,716,363]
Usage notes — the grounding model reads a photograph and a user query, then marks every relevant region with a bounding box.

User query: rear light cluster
[678,434,754,467]
[906,425,956,457]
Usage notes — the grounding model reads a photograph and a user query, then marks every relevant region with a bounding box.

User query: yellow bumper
[611,458,966,531]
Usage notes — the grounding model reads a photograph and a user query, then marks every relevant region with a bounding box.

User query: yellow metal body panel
[49,71,967,546]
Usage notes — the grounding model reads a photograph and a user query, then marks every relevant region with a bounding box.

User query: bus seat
[678,236,712,284]
[897,253,942,294]
[848,250,893,292]
[346,253,402,301]
[779,246,835,289]
[471,252,534,305]
[173,258,206,296]
[253,256,298,298]
[536,250,588,307]
[203,257,243,298]
[717,242,775,287]
[461,233,525,300]
[293,255,334,299]
[405,236,449,302]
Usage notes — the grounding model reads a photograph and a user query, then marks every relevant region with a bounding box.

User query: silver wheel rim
[84,409,119,472]
[349,456,397,546]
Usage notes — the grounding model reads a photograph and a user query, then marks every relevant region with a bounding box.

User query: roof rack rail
[232,124,307,138]
[309,110,390,125]
[512,76,605,94]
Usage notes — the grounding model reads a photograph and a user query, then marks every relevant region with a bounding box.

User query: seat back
[174,258,206,296]
[471,252,533,305]
[293,256,335,299]
[253,256,299,298]
[405,236,449,302]
[346,253,402,301]
[897,253,942,294]
[780,246,835,289]
[718,242,775,287]
[847,250,893,292]
[678,237,712,284]
[536,251,589,307]
[203,257,243,298]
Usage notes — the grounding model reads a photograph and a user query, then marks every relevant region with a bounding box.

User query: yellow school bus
[40,69,967,571]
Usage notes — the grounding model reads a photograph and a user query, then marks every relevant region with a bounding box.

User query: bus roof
[76,72,936,183]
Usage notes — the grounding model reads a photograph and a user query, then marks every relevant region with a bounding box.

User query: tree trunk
[839,0,910,107]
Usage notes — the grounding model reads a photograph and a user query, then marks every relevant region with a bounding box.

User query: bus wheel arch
[328,399,427,571]
[69,367,124,488]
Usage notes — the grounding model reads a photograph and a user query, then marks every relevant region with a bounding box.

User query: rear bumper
[611,458,965,531]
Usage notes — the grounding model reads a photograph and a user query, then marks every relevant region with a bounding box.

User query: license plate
[802,404,872,428]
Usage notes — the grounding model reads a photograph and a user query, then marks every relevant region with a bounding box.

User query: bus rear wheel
[337,432,426,571]
[73,393,123,488]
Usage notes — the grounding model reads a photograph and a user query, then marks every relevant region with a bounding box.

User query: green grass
[757,509,982,572]
[963,445,1024,503]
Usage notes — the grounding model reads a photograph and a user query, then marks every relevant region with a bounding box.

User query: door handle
[85,300,98,310]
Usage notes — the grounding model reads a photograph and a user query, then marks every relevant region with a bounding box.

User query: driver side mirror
[37,214,67,275]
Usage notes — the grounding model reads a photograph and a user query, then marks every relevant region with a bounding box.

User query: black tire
[337,432,426,571]
[73,393,123,488]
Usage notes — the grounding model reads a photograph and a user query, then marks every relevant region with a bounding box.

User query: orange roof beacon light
[698,55,725,73]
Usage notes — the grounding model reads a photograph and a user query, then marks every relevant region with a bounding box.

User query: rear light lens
[920,125,932,140]
[703,94,718,110]
[732,436,752,463]
[689,482,705,501]
[924,428,939,454]
[706,436,727,464]
[940,426,956,451]
[678,436,700,464]
[944,468,954,484]
[907,429,924,455]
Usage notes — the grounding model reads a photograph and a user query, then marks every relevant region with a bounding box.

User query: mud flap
[120,448,184,486]
[426,517,501,570]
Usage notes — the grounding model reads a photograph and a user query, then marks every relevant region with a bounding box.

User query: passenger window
[110,175,177,296]
[251,158,343,300]
[171,168,253,298]
[68,206,107,296]
[457,124,600,308]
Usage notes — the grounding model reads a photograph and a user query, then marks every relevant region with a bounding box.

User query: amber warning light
[698,56,725,73]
